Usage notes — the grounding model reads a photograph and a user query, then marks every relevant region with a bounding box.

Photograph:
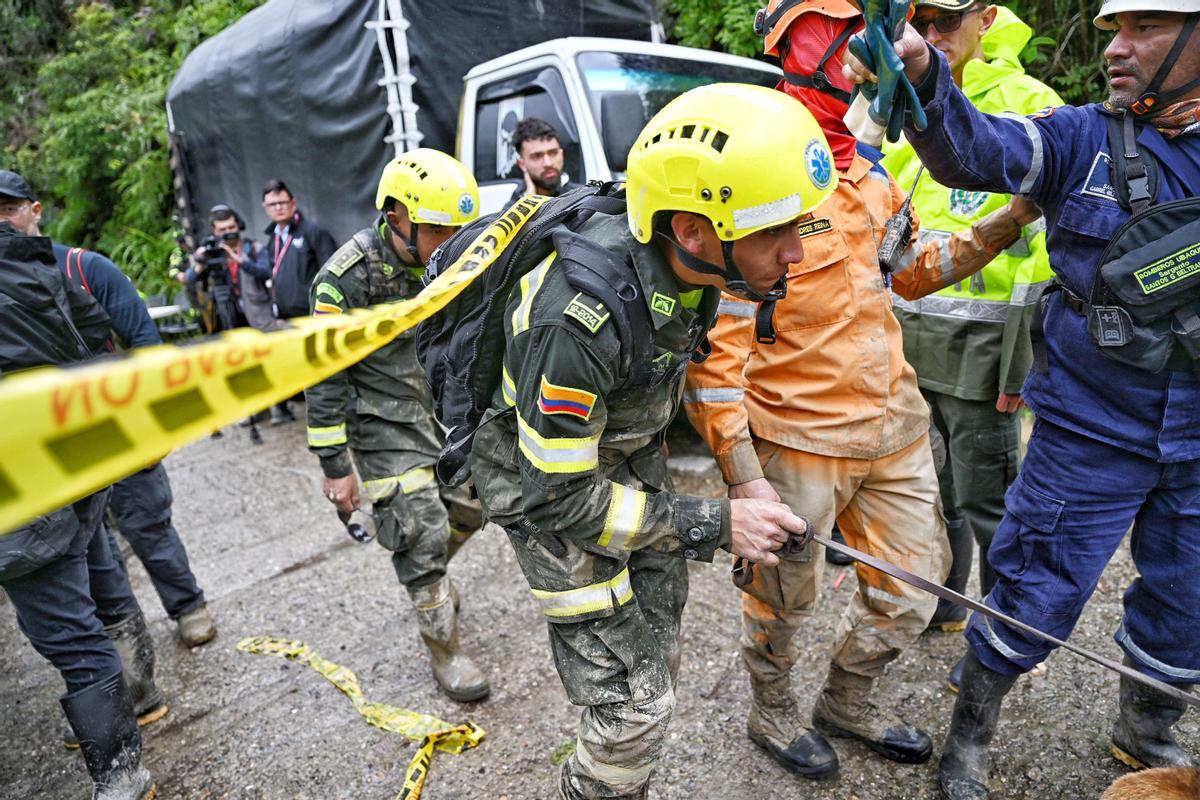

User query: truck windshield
[576,51,779,134]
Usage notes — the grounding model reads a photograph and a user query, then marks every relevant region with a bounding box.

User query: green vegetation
[3,1,1104,295]
[666,0,1109,105]
[1,0,264,296]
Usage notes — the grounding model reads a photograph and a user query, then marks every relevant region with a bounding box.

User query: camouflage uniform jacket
[305,221,431,479]
[471,213,732,563]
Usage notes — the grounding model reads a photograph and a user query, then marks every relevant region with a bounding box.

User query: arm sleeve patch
[537,375,597,420]
[563,292,610,334]
[326,242,364,277]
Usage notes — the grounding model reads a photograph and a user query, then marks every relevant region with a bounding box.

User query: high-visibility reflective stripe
[502,365,517,407]
[682,387,744,404]
[511,253,555,336]
[917,228,952,245]
[1001,112,1045,195]
[362,467,435,500]
[1009,280,1051,306]
[597,483,648,550]
[307,424,348,447]
[891,293,1009,322]
[864,585,914,608]
[574,735,654,785]
[1115,622,1200,681]
[936,239,954,284]
[717,298,756,319]
[530,567,634,618]
[516,413,598,474]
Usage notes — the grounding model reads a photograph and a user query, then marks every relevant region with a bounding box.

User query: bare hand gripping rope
[735,529,1200,710]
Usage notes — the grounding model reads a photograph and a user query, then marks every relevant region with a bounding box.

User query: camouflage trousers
[351,442,483,591]
[505,524,689,799]
[739,434,950,682]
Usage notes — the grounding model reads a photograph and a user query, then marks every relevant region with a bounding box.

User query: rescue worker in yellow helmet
[469,83,832,799]
[305,148,490,702]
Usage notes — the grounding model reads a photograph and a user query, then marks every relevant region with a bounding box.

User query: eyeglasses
[913,7,981,36]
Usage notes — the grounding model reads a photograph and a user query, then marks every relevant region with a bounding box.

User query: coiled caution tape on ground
[0,195,549,535]
[237,636,485,800]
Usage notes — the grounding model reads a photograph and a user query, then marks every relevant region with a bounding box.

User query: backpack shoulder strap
[65,247,93,295]
[1105,110,1159,214]
[551,227,654,385]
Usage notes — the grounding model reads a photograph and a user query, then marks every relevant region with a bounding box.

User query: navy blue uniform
[55,244,207,620]
[907,50,1200,684]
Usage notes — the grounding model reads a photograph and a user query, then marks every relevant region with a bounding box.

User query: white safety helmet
[1095,0,1200,28]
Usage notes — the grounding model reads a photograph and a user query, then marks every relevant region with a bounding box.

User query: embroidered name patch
[1080,152,1118,202]
[1134,241,1200,295]
[564,293,610,333]
[651,292,676,317]
[537,376,597,420]
[796,218,832,238]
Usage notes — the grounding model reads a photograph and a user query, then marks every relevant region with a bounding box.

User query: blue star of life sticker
[805,138,833,191]
[458,193,475,215]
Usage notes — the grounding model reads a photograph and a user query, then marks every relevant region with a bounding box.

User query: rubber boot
[177,602,217,647]
[937,650,1018,800]
[812,664,933,764]
[65,613,168,749]
[927,518,971,633]
[747,673,839,779]
[825,525,855,566]
[947,653,967,694]
[410,577,490,702]
[61,674,157,800]
[1110,657,1196,770]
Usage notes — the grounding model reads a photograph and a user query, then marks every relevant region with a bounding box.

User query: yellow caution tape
[0,195,549,535]
[237,636,485,800]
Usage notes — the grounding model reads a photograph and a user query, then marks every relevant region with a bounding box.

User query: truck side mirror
[600,92,646,174]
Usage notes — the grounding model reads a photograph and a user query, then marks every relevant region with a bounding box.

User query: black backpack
[415,183,703,486]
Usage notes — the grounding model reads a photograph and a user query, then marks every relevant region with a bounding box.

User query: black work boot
[65,613,168,749]
[1110,657,1196,770]
[61,674,157,800]
[824,526,855,565]
[927,518,971,633]
[747,673,839,779]
[937,651,1018,800]
[812,664,933,764]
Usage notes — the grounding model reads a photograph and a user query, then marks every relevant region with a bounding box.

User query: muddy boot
[825,526,855,565]
[177,603,217,647]
[947,653,967,694]
[65,613,168,749]
[937,651,1018,800]
[747,673,839,779]
[61,673,157,800]
[812,664,932,764]
[410,577,489,702]
[1110,657,1195,770]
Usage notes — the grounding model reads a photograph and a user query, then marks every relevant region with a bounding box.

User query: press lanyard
[272,226,295,278]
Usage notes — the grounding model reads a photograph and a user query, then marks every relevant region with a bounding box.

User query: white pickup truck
[457,37,780,213]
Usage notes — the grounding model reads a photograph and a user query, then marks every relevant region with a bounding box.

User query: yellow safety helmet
[375,148,479,226]
[625,83,837,245]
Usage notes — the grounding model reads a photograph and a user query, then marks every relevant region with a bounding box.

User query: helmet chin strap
[664,235,787,303]
[1130,12,1200,117]
[383,213,421,265]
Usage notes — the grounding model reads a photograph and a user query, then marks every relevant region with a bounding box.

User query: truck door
[472,67,583,212]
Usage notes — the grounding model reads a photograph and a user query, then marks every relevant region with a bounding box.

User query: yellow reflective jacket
[882,6,1062,399]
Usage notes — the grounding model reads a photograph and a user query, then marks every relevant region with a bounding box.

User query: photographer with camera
[184,204,271,334]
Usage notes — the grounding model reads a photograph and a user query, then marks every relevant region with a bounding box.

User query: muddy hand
[322,474,360,515]
[729,498,808,566]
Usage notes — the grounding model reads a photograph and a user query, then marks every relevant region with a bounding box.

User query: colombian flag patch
[537,375,597,420]
[313,301,342,315]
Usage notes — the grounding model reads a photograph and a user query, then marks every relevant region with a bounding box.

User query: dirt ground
[1,414,1195,800]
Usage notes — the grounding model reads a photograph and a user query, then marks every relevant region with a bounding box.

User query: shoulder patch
[326,241,364,277]
[537,375,597,420]
[650,292,676,318]
[563,292,611,334]
[796,218,832,238]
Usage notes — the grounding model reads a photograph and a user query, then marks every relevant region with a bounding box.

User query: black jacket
[263,210,337,319]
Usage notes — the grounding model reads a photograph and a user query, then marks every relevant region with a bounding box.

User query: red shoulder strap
[66,247,93,295]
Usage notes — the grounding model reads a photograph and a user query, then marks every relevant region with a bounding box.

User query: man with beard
[507,117,585,205]
[844,1,1200,797]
